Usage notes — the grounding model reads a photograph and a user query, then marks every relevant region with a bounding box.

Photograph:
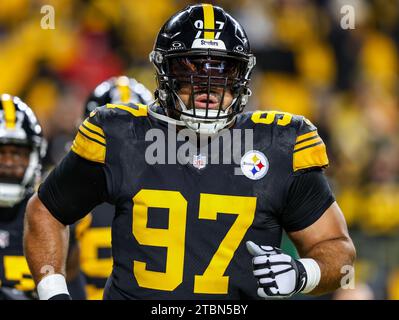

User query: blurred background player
[0,94,85,300]
[76,76,153,300]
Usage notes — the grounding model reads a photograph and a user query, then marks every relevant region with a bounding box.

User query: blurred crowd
[0,0,398,299]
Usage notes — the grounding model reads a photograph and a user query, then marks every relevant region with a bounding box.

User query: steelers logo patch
[240,150,269,180]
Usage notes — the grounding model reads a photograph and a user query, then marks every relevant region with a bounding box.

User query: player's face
[0,144,31,183]
[169,57,242,111]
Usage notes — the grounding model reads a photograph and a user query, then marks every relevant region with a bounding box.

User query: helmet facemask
[151,51,255,135]
[0,138,43,208]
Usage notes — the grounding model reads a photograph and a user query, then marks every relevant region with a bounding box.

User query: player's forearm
[303,236,356,295]
[23,193,70,285]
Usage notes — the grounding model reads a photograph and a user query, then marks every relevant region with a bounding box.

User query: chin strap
[0,148,40,207]
[147,103,186,127]
[149,93,238,135]
[148,103,236,135]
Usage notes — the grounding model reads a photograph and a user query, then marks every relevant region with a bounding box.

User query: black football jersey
[0,196,83,299]
[76,203,114,300]
[70,103,330,299]
[0,197,35,293]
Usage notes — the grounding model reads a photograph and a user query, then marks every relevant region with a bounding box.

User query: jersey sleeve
[280,169,335,232]
[38,151,108,225]
[293,117,329,172]
[71,108,106,164]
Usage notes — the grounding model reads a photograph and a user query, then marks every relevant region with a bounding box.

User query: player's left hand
[246,241,308,299]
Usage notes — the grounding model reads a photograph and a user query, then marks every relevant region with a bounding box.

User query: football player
[0,94,85,300]
[77,76,153,300]
[25,4,355,300]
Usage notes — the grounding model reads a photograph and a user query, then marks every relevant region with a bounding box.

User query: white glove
[246,241,320,299]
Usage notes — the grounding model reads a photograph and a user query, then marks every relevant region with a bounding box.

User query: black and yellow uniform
[0,195,85,300]
[39,104,334,300]
[76,204,113,300]
[0,196,36,297]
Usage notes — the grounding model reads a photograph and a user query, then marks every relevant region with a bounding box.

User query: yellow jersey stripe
[294,137,322,151]
[203,4,215,39]
[71,131,106,164]
[293,143,329,171]
[83,119,105,137]
[295,130,318,144]
[79,125,106,145]
[106,103,147,117]
[77,129,106,146]
[2,95,16,129]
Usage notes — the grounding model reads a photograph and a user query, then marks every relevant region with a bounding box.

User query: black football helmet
[84,76,153,118]
[0,94,46,207]
[149,4,256,134]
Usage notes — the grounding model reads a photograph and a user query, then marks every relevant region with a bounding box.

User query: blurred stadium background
[0,0,398,299]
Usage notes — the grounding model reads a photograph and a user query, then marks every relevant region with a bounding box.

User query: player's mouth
[194,93,221,110]
[0,166,25,182]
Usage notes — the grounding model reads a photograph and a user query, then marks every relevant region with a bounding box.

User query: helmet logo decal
[194,4,225,40]
[194,19,225,40]
[170,41,186,51]
[191,38,226,50]
[234,45,244,52]
[240,150,269,180]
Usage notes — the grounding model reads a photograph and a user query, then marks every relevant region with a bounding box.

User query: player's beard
[177,85,233,113]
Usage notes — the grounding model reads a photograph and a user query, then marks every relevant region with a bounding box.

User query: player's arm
[286,120,356,295]
[247,170,355,298]
[247,118,355,298]
[288,201,355,295]
[24,113,108,300]
[24,150,108,300]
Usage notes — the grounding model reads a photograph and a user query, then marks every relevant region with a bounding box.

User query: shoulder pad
[106,103,148,117]
[71,110,106,164]
[250,110,294,127]
[293,117,329,172]
[249,110,329,171]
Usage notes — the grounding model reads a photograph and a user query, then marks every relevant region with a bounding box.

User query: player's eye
[169,57,242,79]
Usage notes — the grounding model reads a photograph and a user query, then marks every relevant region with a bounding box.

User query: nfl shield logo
[0,230,10,249]
[193,154,207,169]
